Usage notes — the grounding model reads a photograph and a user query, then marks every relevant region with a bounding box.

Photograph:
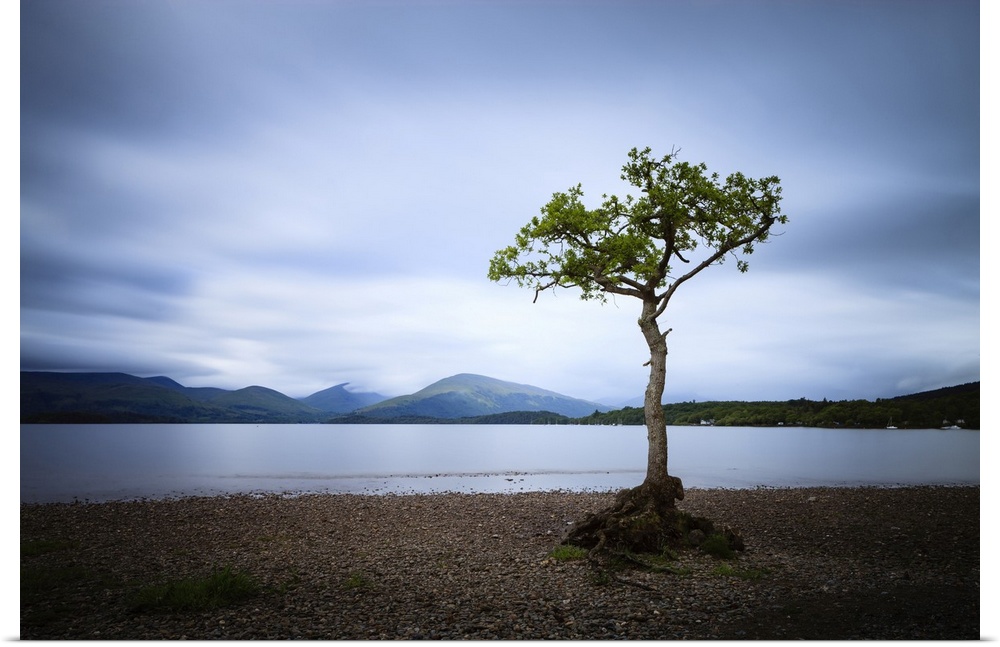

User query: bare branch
[532,279,559,303]
[655,218,775,319]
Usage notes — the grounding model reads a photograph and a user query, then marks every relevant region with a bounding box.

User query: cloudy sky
[20,0,980,405]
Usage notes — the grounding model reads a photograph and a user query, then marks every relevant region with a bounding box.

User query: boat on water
[886,418,898,430]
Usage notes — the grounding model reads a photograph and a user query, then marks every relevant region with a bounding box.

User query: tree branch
[532,279,559,303]
[655,218,775,319]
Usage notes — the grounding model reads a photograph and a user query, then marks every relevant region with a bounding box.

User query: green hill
[20,372,328,423]
[350,373,610,419]
[299,383,387,413]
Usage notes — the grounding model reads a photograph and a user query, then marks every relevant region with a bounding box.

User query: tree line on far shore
[333,382,979,429]
[570,382,979,429]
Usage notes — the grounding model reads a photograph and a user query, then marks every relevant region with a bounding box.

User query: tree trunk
[638,299,669,488]
[561,300,708,555]
[637,298,685,507]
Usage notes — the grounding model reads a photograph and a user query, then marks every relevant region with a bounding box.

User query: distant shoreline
[20,371,979,428]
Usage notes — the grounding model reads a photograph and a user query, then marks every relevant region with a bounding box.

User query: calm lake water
[20,424,980,503]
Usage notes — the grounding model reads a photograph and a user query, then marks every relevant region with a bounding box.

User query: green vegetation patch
[22,538,78,557]
[712,563,770,580]
[22,563,95,598]
[639,551,691,574]
[549,544,589,561]
[128,565,260,613]
[343,571,375,590]
[22,561,120,628]
[700,533,735,559]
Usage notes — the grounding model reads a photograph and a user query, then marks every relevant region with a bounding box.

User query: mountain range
[21,371,976,427]
[19,371,608,423]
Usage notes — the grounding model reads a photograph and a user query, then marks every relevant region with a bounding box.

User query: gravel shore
[21,486,979,640]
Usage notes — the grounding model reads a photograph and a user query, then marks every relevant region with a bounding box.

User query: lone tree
[488,147,787,555]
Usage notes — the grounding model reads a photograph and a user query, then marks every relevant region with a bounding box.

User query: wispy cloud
[20,0,979,403]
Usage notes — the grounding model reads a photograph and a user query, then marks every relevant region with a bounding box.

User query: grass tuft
[343,571,375,590]
[712,563,770,580]
[549,544,589,561]
[21,539,77,557]
[21,564,94,597]
[128,565,260,613]
[700,533,735,559]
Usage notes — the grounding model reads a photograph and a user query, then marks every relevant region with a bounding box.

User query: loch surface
[20,424,980,503]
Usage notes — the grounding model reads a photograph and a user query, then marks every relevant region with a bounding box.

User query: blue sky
[18,0,981,404]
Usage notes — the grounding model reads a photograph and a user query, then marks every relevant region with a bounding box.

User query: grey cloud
[19,0,980,402]
[763,189,979,298]
[19,342,194,378]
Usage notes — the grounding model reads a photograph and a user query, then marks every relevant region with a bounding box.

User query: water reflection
[20,424,979,503]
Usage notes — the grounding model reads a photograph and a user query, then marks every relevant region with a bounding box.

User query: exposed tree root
[563,478,744,559]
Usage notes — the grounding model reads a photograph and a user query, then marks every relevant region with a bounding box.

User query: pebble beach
[20,485,979,640]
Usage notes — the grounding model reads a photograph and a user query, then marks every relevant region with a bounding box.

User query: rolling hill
[349,373,610,419]
[298,383,388,413]
[20,372,329,423]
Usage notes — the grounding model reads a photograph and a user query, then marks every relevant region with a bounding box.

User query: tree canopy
[488,146,787,308]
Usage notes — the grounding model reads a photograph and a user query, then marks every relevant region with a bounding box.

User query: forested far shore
[572,383,979,429]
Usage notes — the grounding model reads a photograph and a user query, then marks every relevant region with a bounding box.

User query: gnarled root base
[562,477,744,557]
